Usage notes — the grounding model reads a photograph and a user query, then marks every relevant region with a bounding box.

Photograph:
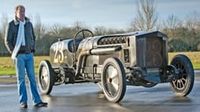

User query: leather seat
[68,38,83,53]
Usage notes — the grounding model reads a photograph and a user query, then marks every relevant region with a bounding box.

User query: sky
[0,0,200,29]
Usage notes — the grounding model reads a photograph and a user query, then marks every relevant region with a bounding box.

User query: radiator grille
[136,36,164,68]
[146,37,163,67]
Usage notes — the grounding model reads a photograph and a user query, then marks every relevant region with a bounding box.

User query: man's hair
[15,5,25,12]
[15,5,26,20]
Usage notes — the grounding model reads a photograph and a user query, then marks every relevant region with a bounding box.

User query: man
[5,5,48,108]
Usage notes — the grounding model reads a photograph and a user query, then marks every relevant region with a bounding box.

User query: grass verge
[0,56,49,76]
[0,52,200,76]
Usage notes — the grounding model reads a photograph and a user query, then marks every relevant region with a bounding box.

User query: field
[0,56,49,76]
[168,52,200,69]
[0,52,200,76]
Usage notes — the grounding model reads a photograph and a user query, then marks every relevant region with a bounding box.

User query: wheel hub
[108,78,112,83]
[41,66,49,88]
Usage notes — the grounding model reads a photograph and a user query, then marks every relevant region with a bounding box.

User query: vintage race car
[38,29,194,103]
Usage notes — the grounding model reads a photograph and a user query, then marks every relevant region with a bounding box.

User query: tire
[143,82,157,88]
[101,57,126,103]
[170,54,194,96]
[38,60,55,95]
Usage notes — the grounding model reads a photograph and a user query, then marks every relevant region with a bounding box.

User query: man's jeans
[15,53,42,104]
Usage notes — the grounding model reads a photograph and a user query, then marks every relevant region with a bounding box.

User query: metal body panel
[49,31,169,83]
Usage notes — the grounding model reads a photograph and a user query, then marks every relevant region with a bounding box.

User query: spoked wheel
[170,54,194,96]
[38,60,55,95]
[101,57,126,103]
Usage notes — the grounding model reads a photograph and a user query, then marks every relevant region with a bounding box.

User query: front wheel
[38,60,55,95]
[170,54,194,96]
[101,57,126,103]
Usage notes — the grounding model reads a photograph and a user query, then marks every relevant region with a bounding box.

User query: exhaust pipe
[75,46,122,77]
[90,46,122,55]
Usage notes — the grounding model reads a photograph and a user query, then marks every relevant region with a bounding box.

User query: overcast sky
[0,0,200,29]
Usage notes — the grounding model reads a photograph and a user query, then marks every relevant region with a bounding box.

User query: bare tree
[94,26,107,35]
[0,13,8,39]
[184,11,200,31]
[34,14,46,39]
[132,0,157,31]
[162,14,182,39]
[73,21,87,31]
[129,21,138,32]
[163,14,182,29]
[0,14,8,55]
[184,12,200,50]
[49,24,64,37]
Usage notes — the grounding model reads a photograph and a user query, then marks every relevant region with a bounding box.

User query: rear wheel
[38,60,55,95]
[170,54,194,96]
[101,57,126,103]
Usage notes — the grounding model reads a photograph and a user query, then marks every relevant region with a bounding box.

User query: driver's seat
[68,38,83,53]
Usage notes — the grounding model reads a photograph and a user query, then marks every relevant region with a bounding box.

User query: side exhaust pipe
[75,46,122,77]
[90,46,122,55]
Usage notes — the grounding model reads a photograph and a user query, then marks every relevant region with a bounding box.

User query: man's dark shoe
[34,102,48,107]
[20,103,28,109]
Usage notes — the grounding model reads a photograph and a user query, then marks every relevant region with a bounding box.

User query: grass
[0,52,200,76]
[0,56,49,76]
[168,52,200,69]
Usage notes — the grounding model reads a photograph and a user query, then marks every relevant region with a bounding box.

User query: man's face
[16,7,25,21]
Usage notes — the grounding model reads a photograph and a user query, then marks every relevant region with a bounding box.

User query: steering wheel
[73,29,94,52]
[73,29,94,39]
[72,29,94,66]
